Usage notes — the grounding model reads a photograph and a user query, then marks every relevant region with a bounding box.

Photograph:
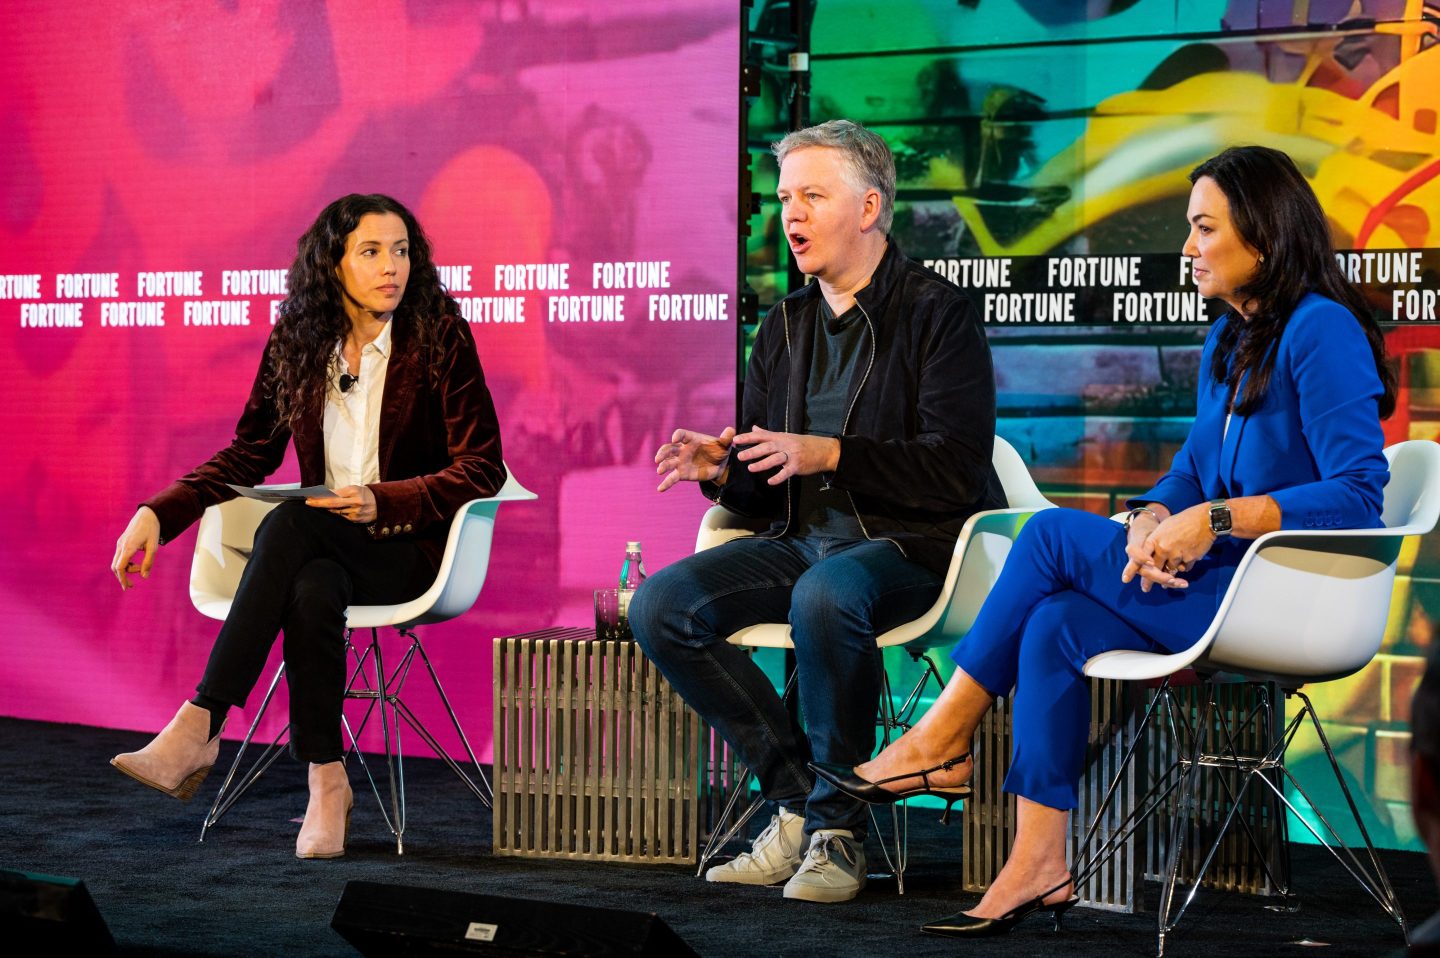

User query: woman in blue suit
[812,145,1397,937]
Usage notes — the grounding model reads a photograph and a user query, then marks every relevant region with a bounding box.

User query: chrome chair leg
[1187,687,1294,907]
[197,624,487,856]
[1074,679,1180,891]
[870,667,908,893]
[342,627,493,854]
[201,633,392,839]
[1153,692,1215,956]
[1270,690,1406,934]
[695,664,798,876]
[1079,678,1405,957]
[198,661,289,842]
[695,791,768,877]
[1163,685,1404,937]
[368,629,404,854]
[891,651,947,731]
[401,630,492,806]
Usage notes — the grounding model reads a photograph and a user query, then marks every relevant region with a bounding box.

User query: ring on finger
[779,450,790,464]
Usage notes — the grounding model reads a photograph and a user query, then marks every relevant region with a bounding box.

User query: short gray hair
[772,119,896,233]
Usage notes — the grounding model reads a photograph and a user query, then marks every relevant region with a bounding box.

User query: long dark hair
[268,193,457,426]
[1190,146,1396,418]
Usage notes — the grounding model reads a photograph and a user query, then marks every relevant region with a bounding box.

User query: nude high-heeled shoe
[111,702,225,801]
[296,760,353,859]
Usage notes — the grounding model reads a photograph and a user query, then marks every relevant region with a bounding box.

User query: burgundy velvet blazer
[143,313,505,569]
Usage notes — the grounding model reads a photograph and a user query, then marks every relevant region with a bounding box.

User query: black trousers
[195,501,437,762]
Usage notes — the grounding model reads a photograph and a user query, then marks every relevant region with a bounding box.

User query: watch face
[1209,501,1232,535]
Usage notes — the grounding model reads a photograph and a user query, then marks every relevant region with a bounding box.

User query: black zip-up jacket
[706,239,1004,575]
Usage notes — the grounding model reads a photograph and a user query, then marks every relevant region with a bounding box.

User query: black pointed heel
[934,791,965,826]
[809,755,972,824]
[921,877,1078,939]
[1050,896,1078,931]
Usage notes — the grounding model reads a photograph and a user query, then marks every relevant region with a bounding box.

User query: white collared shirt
[323,321,392,490]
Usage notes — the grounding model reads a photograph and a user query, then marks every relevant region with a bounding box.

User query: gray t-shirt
[793,298,866,539]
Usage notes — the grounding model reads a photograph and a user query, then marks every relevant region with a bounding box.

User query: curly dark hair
[268,194,458,426]
[1189,146,1396,419]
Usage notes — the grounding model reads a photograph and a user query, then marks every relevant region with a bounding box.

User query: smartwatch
[1208,499,1232,537]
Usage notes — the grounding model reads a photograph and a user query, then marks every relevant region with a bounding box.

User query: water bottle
[617,541,646,626]
[619,541,647,591]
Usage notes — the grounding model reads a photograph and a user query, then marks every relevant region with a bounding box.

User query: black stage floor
[0,716,1433,957]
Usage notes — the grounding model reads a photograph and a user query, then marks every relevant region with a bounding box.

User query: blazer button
[381,526,391,536]
[404,524,413,532]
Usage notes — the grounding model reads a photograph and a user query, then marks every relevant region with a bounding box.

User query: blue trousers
[953,508,1228,810]
[629,535,942,838]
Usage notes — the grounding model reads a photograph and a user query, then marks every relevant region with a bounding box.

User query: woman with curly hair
[109,194,504,858]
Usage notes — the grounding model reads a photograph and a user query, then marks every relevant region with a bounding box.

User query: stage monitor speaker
[0,869,117,955]
[332,880,699,957]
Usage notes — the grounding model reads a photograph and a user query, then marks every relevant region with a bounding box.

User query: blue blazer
[1133,292,1388,554]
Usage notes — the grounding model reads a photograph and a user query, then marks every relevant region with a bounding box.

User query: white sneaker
[705,807,805,885]
[782,829,866,903]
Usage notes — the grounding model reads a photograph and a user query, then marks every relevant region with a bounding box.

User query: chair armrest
[479,467,538,503]
[876,504,1054,650]
[1089,524,1414,683]
[964,505,1054,541]
[695,505,769,553]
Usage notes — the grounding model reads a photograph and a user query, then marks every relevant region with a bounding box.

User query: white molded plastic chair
[694,436,1056,891]
[1077,440,1440,955]
[193,466,537,853]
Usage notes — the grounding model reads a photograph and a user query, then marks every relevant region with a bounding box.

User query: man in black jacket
[631,119,1002,903]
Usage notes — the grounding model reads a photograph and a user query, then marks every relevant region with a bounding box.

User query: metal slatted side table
[493,628,743,865]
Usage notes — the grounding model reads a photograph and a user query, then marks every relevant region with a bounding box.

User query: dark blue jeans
[629,535,942,839]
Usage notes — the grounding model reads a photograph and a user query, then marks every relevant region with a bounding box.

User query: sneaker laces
[801,833,857,872]
[736,813,794,863]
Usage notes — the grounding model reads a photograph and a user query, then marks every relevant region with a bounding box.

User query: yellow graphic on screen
[950,1,1440,256]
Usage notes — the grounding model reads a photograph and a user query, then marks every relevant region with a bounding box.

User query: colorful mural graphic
[745,0,1440,850]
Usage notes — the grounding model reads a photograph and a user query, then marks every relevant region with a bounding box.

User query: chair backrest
[889,436,1055,650]
[190,487,294,621]
[694,436,1046,552]
[1201,439,1440,683]
[407,468,537,626]
[991,435,1052,511]
[694,503,770,553]
[189,465,536,629]
[1380,439,1440,533]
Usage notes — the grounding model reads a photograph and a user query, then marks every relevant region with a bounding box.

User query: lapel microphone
[339,373,359,393]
